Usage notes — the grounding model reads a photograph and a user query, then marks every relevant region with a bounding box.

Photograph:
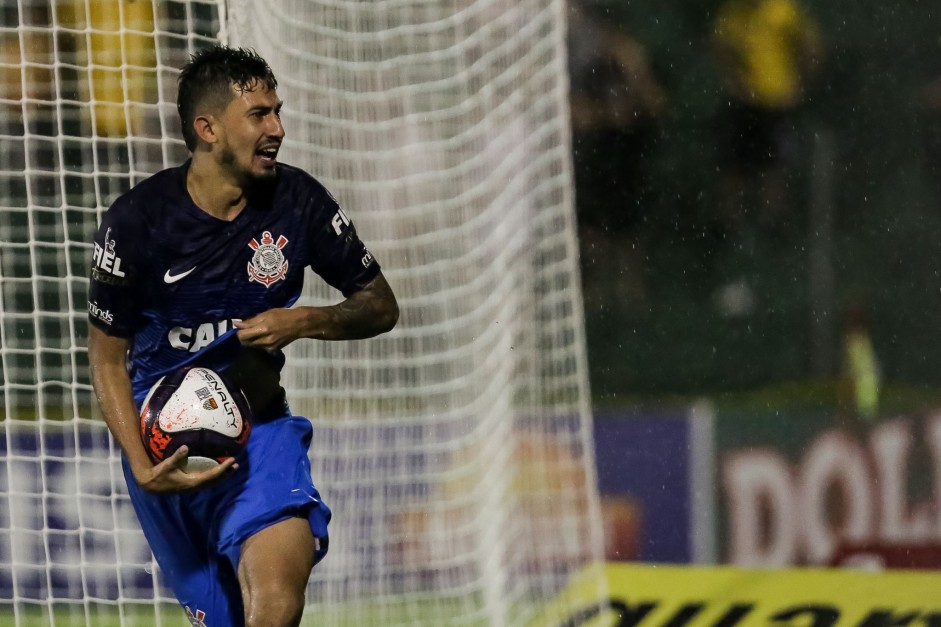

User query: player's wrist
[294,306,329,340]
[126,450,157,482]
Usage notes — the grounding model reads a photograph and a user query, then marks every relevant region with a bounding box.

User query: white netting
[0,0,604,625]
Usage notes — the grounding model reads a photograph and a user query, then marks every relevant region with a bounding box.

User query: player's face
[215,81,284,181]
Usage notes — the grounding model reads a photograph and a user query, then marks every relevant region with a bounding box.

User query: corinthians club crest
[247,231,289,287]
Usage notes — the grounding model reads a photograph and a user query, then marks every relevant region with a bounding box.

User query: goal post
[0,1,605,625]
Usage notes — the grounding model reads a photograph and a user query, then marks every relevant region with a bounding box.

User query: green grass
[0,595,511,627]
[0,603,189,627]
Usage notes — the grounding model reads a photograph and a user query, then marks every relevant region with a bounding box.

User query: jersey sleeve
[87,202,145,337]
[306,186,381,296]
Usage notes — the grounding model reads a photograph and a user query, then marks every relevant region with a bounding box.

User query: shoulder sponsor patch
[87,301,114,325]
[92,227,128,280]
[91,268,129,286]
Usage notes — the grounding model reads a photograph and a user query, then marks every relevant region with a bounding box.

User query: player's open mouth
[256,146,279,166]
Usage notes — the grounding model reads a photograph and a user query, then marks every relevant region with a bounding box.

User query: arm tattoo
[323,276,398,340]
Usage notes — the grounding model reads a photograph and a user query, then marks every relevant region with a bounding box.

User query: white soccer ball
[139,367,251,472]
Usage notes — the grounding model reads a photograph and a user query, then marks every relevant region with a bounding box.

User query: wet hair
[177,45,278,151]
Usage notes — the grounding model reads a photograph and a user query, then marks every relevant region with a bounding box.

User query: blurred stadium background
[580,0,941,405]
[3,0,941,625]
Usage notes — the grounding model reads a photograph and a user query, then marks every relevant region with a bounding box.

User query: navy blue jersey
[88,161,380,403]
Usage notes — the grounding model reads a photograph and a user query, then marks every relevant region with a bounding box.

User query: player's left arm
[235,271,398,350]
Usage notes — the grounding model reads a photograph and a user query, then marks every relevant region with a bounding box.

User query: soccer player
[86,45,399,627]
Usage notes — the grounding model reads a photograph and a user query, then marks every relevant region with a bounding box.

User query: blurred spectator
[567,1,666,311]
[0,4,56,208]
[0,5,54,109]
[709,0,824,242]
[838,303,881,426]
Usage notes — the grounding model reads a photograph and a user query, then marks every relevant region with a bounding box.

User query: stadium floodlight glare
[0,1,604,625]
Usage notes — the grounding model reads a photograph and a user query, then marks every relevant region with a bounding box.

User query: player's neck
[186,157,248,221]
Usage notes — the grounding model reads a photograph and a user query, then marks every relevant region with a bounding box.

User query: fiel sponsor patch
[92,227,129,285]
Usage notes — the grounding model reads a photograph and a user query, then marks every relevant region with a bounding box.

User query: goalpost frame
[0,1,605,625]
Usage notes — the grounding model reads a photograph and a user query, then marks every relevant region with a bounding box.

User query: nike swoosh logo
[163,267,197,284]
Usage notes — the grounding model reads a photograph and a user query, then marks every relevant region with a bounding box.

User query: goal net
[0,1,604,625]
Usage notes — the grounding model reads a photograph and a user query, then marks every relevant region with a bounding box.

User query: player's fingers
[155,445,190,474]
[137,447,192,492]
[189,457,238,487]
[236,329,261,347]
[237,327,278,350]
[236,328,261,346]
[235,318,268,337]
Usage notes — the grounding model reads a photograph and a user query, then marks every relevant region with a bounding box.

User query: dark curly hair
[177,45,278,151]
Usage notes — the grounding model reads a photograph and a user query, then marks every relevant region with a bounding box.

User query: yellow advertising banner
[533,562,941,626]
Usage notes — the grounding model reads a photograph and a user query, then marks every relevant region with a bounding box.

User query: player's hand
[133,446,238,493]
[234,308,307,350]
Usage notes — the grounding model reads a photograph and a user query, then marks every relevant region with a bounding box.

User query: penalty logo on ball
[140,367,251,471]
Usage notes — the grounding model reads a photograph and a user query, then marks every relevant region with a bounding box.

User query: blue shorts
[123,414,331,627]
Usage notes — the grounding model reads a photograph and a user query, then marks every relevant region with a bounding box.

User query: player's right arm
[87,326,236,493]
[87,200,234,493]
